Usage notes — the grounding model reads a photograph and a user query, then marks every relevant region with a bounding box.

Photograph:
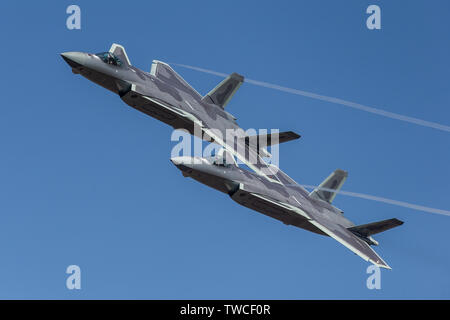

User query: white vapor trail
[301,185,450,217]
[171,63,450,217]
[172,63,450,133]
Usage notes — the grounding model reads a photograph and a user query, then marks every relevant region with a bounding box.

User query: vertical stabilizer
[109,43,131,67]
[310,169,348,204]
[202,72,244,108]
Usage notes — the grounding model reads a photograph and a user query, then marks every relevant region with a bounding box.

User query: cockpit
[95,52,123,66]
[208,149,237,168]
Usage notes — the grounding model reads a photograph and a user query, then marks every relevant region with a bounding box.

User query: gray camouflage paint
[171,155,395,269]
[61,44,402,269]
[60,45,286,182]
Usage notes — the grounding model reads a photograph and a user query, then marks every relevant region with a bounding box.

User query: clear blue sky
[0,0,449,299]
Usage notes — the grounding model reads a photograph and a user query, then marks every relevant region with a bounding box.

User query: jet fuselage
[170,155,356,236]
[61,51,239,138]
[61,45,401,269]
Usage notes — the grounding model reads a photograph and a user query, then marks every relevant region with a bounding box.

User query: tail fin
[348,218,404,246]
[310,169,348,204]
[109,43,131,67]
[202,72,244,108]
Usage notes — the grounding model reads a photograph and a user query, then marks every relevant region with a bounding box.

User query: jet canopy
[209,148,237,168]
[95,52,123,66]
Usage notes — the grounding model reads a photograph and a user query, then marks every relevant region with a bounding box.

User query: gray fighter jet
[171,150,403,269]
[62,44,403,269]
[61,44,300,180]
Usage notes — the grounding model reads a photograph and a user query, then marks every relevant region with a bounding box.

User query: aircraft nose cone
[60,51,86,68]
[170,157,181,166]
[170,156,205,172]
[170,156,197,176]
[170,156,193,167]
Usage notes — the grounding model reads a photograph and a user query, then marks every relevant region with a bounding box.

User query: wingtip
[370,259,392,270]
[291,131,301,139]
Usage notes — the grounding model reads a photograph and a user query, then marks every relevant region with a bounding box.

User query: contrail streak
[172,63,450,133]
[300,185,450,217]
[172,63,450,217]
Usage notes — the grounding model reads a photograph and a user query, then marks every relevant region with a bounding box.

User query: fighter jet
[171,149,404,269]
[61,44,403,268]
[61,44,300,180]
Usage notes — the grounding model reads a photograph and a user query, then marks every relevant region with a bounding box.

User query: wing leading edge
[232,186,392,269]
[307,216,391,269]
